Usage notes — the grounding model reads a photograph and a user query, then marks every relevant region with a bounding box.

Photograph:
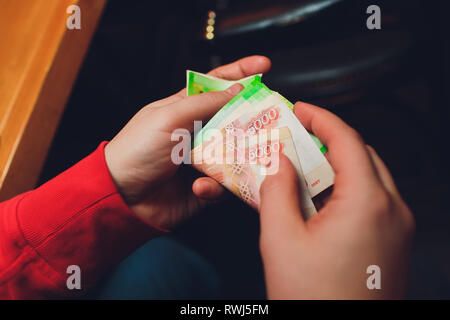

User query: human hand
[104,56,271,229]
[258,102,415,299]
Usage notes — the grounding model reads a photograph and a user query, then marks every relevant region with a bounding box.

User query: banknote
[187,71,327,154]
[186,70,262,96]
[187,71,334,213]
[224,91,334,197]
[193,81,273,147]
[191,126,317,219]
[193,81,335,198]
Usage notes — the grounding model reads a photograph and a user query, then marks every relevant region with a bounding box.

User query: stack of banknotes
[187,70,335,219]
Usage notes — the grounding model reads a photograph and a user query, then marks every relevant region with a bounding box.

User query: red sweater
[0,142,165,299]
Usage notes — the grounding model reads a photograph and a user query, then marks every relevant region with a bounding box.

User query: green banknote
[186,70,262,96]
[187,71,335,211]
[186,71,327,154]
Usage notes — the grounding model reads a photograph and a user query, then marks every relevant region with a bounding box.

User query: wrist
[103,142,135,203]
[103,142,170,231]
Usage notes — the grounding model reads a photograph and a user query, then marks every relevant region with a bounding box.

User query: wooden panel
[0,0,106,201]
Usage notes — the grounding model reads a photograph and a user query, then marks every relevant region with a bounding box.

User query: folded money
[191,126,317,219]
[187,71,335,217]
[186,70,262,96]
[187,70,327,154]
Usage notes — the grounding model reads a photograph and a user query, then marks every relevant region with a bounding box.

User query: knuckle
[201,91,218,104]
[401,204,416,236]
[348,127,364,143]
[259,233,270,253]
[405,214,416,237]
[372,189,393,215]
[137,105,151,115]
[293,101,303,109]
[260,175,280,197]
[202,90,229,104]
[366,144,375,154]
[153,108,177,129]
[359,190,393,228]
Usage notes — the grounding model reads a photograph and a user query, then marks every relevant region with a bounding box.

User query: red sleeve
[0,142,167,299]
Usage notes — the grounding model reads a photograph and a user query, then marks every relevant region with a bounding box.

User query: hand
[104,56,271,229]
[258,102,415,299]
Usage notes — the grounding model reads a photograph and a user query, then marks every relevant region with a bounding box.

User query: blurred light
[208,11,216,19]
[206,10,216,40]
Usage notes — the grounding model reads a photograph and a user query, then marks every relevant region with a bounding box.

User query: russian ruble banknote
[187,71,335,217]
[191,126,317,219]
[186,70,327,153]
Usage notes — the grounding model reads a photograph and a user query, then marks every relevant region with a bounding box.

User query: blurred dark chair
[192,0,420,105]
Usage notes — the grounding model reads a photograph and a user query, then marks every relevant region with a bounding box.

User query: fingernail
[226,83,243,95]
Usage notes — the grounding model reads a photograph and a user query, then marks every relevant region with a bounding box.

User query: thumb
[259,153,306,241]
[166,83,243,131]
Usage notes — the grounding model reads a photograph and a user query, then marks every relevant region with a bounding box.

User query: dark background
[39,0,450,299]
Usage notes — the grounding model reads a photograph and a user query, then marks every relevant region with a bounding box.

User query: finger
[164,83,243,131]
[293,102,381,197]
[259,153,306,239]
[147,56,271,109]
[192,177,225,201]
[208,55,271,80]
[146,90,186,108]
[366,145,401,198]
